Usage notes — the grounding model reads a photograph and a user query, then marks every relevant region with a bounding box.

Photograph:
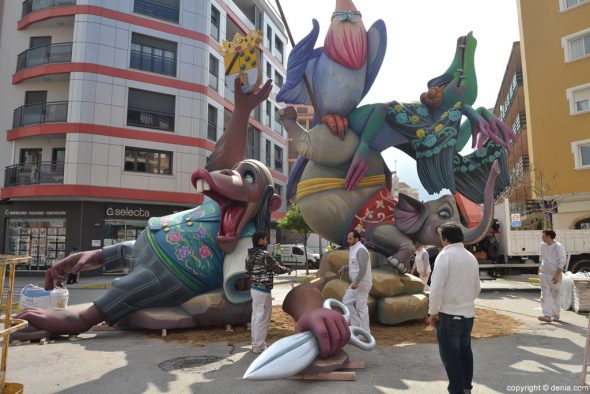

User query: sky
[276,0,521,200]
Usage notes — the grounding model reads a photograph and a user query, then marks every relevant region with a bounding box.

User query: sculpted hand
[321,114,348,140]
[345,141,370,191]
[295,308,351,358]
[471,108,516,152]
[44,249,104,290]
[234,78,273,113]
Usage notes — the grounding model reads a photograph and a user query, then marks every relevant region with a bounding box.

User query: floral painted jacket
[145,197,255,294]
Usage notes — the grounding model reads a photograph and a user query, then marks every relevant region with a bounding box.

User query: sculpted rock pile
[319,250,428,325]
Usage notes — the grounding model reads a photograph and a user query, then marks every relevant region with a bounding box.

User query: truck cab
[279,244,320,269]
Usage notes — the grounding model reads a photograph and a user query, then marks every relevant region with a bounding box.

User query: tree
[278,204,313,275]
[498,165,572,229]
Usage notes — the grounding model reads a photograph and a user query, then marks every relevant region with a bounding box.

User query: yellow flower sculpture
[435,124,444,132]
[416,128,426,138]
[410,115,420,123]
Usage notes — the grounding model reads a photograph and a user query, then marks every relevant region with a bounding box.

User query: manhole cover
[159,356,231,373]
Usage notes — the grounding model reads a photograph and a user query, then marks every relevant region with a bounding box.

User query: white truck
[279,244,321,269]
[474,198,590,279]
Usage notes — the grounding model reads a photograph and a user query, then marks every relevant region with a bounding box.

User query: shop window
[124,147,172,174]
[5,218,67,271]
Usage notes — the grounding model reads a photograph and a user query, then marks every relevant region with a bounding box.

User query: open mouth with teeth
[192,170,249,247]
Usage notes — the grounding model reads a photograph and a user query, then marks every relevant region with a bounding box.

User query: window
[563,29,590,61]
[207,105,217,141]
[265,101,271,126]
[209,55,219,91]
[134,0,179,23]
[210,6,220,41]
[572,140,590,169]
[245,127,260,160]
[274,183,282,198]
[266,26,272,49]
[561,0,589,10]
[274,71,284,88]
[566,83,590,115]
[274,145,283,171]
[265,140,271,166]
[51,148,65,172]
[274,36,284,63]
[127,88,175,131]
[130,33,176,76]
[266,62,272,79]
[273,106,283,134]
[499,72,522,121]
[124,147,172,174]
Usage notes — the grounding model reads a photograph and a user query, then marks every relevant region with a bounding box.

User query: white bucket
[19,285,69,311]
[50,288,69,310]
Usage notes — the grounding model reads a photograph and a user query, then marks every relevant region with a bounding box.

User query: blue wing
[362,19,387,98]
[286,156,308,203]
[276,19,321,105]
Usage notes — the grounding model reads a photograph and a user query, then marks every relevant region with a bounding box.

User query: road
[5,274,590,393]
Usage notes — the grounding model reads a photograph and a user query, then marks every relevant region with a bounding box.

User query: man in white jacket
[428,223,481,394]
[338,230,372,333]
[538,230,567,322]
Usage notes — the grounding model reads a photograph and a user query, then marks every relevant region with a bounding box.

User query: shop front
[0,201,192,273]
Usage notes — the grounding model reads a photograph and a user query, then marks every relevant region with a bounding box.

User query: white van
[279,244,320,269]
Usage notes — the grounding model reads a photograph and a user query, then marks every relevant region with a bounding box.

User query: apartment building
[510,0,590,230]
[0,0,288,271]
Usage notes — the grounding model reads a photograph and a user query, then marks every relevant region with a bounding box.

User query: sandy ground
[147,305,522,347]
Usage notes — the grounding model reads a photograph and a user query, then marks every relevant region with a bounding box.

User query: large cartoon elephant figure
[279,106,499,272]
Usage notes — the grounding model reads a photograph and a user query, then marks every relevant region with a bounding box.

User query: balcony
[127,107,175,131]
[4,161,65,187]
[21,0,76,19]
[13,101,68,128]
[134,0,179,23]
[16,43,72,72]
[130,49,176,77]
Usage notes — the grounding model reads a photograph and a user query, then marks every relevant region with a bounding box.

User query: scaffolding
[0,255,31,394]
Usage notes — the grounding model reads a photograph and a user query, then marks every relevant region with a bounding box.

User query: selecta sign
[106,207,151,218]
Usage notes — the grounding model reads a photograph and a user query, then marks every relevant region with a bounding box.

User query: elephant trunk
[461,160,500,244]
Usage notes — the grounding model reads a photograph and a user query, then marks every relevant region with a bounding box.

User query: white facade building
[0,0,288,271]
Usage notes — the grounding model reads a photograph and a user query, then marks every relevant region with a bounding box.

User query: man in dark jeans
[427,224,481,394]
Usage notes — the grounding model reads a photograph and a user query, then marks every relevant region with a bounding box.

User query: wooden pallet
[290,361,365,381]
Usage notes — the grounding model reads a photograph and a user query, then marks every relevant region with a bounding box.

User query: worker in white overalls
[339,230,372,333]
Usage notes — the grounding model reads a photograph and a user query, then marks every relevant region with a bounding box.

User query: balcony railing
[134,0,179,23]
[22,0,76,19]
[13,101,68,128]
[16,42,72,72]
[127,107,175,131]
[4,161,65,187]
[130,50,176,76]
